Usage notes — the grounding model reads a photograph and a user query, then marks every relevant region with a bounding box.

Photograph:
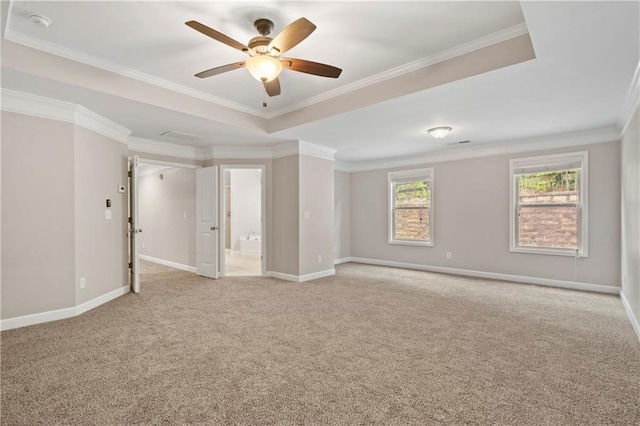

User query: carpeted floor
[1,263,639,425]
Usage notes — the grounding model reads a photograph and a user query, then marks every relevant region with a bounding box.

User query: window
[509,152,588,256]
[389,168,433,246]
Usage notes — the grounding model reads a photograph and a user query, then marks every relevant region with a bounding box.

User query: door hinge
[128,262,132,269]
[128,171,132,178]
[128,217,132,223]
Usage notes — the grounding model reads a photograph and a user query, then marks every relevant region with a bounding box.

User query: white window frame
[509,151,588,257]
[388,168,434,247]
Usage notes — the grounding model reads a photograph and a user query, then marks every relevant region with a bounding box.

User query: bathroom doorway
[220,165,265,277]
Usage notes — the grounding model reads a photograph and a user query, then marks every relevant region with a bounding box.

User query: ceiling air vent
[160,130,203,142]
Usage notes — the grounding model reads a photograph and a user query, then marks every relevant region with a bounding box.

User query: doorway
[219,165,266,277]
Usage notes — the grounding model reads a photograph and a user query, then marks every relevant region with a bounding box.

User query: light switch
[105,210,112,220]
[304,211,310,219]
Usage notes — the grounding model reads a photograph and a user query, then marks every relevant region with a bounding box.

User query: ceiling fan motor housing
[248,36,272,54]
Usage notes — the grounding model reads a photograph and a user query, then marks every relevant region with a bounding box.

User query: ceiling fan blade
[195,62,246,78]
[267,18,316,55]
[186,20,250,53]
[281,58,342,78]
[264,78,281,97]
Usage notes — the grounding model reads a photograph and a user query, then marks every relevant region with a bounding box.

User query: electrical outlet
[183,211,187,219]
[446,252,452,259]
[317,255,322,263]
[80,277,86,289]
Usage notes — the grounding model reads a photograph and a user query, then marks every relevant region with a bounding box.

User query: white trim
[337,126,620,173]
[265,271,300,282]
[0,306,76,331]
[263,23,529,119]
[212,146,274,160]
[265,269,336,283]
[1,89,132,143]
[334,257,354,265]
[509,151,588,258]
[137,158,200,170]
[0,285,130,331]
[128,136,203,161]
[218,165,267,278]
[272,141,301,159]
[621,291,640,341]
[298,141,336,161]
[619,60,640,135]
[388,168,434,246]
[4,23,526,120]
[75,285,130,316]
[4,29,267,118]
[139,254,196,273]
[348,257,620,294]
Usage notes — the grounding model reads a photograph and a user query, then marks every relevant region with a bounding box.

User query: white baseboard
[139,254,196,273]
[76,285,130,316]
[347,257,620,295]
[266,269,336,283]
[334,257,353,265]
[621,290,640,341]
[1,285,130,331]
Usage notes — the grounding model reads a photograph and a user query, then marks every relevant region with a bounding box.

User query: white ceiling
[2,1,638,163]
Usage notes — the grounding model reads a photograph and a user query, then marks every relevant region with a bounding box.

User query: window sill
[389,240,433,247]
[510,247,587,257]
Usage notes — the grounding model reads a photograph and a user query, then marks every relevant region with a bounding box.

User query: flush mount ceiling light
[29,14,51,28]
[428,127,452,139]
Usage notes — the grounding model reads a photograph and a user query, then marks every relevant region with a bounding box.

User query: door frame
[219,164,266,277]
[129,157,200,282]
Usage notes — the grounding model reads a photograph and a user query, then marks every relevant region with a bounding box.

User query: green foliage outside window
[517,170,579,196]
[395,181,430,207]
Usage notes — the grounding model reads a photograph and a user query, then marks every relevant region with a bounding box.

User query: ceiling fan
[185,17,342,97]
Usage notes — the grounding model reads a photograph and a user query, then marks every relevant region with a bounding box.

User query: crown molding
[1,89,131,143]
[4,29,268,119]
[335,126,621,172]
[127,136,203,160]
[211,146,274,160]
[619,60,640,135]
[264,23,529,119]
[5,22,527,122]
[298,140,336,161]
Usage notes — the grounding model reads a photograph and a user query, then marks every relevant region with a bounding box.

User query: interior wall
[334,169,352,261]
[350,141,621,288]
[74,126,128,304]
[299,155,334,275]
[1,112,76,319]
[229,169,262,252]
[138,167,196,268]
[621,104,640,326]
[271,155,300,275]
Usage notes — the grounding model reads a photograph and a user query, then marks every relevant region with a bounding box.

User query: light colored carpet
[1,263,638,425]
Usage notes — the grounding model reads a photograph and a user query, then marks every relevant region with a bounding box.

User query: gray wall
[350,141,621,287]
[271,155,300,275]
[138,167,196,268]
[2,112,128,319]
[334,170,352,260]
[299,155,334,275]
[621,105,639,324]
[74,126,128,304]
[2,112,76,318]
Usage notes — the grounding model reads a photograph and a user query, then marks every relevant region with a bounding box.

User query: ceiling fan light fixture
[245,55,283,83]
[428,126,452,139]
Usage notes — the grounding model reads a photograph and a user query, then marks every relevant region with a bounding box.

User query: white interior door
[129,155,141,293]
[196,166,219,279]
